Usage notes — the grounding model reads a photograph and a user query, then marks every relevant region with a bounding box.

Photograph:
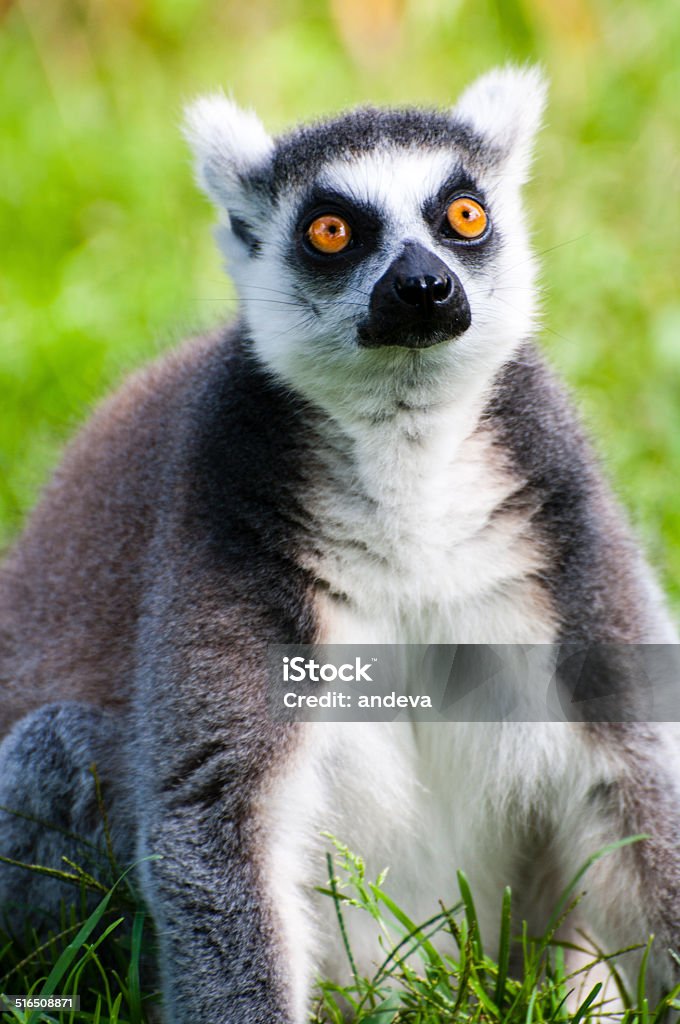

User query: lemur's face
[186,67,546,418]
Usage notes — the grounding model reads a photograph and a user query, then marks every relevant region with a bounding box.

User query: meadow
[1,0,680,613]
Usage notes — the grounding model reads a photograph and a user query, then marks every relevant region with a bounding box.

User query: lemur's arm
[132,548,313,1024]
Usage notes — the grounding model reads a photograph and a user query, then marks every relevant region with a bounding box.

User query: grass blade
[457,870,483,960]
[326,852,359,987]
[127,911,145,1024]
[571,982,603,1024]
[494,885,512,1008]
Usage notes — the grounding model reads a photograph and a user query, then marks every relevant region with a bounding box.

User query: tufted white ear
[453,65,547,182]
[183,94,273,214]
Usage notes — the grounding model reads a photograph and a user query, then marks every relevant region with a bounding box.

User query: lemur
[1,66,679,1023]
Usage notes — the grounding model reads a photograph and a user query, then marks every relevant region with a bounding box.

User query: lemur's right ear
[183,94,273,233]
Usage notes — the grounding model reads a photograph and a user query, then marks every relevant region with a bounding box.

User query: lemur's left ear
[453,65,547,182]
[183,94,273,218]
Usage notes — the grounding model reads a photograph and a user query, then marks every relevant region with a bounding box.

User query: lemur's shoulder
[0,325,237,733]
[483,342,671,643]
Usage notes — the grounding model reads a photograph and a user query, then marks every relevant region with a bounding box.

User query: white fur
[255,386,629,1009]
[257,715,640,1006]
[306,412,553,645]
[183,71,543,421]
[240,143,539,435]
[183,93,273,227]
[454,65,547,183]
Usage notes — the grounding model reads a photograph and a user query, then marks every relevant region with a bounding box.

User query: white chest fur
[307,402,557,647]
[258,401,582,1019]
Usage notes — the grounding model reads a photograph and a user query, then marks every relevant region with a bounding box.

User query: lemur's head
[185,67,546,421]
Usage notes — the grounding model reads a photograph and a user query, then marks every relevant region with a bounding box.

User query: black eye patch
[423,170,499,264]
[293,188,383,274]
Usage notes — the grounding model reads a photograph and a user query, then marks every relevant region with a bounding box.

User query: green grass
[0,865,157,1023]
[1,0,680,615]
[1,834,678,1023]
[311,836,679,1024]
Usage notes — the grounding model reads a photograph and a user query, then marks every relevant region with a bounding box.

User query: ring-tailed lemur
[1,66,679,1022]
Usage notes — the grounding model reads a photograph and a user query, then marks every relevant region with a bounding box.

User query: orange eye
[306,214,352,254]
[446,197,488,240]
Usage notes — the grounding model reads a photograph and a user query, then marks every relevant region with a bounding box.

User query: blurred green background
[1,0,679,614]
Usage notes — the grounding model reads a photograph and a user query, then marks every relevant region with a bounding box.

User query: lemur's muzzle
[358,241,471,349]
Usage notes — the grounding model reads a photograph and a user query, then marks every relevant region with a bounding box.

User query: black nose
[358,241,471,349]
[394,272,453,312]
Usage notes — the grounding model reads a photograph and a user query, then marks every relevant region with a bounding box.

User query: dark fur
[252,107,499,197]
[484,345,651,644]
[0,325,322,1020]
[4,81,680,1023]
[1,331,678,1018]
